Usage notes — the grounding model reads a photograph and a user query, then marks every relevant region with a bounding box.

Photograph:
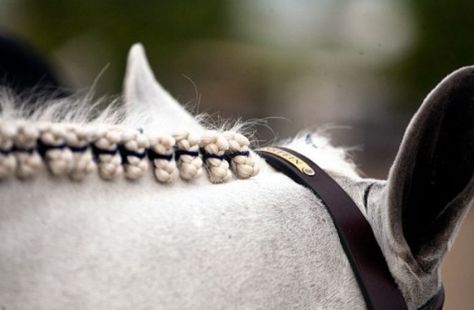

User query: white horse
[0,44,472,310]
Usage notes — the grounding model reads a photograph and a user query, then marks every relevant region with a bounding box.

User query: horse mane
[0,89,358,184]
[0,90,261,183]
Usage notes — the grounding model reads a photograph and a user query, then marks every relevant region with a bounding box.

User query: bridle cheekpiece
[256,146,445,310]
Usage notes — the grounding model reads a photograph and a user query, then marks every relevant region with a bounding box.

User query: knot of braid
[93,126,123,180]
[0,122,17,179]
[174,132,203,181]
[200,131,232,184]
[14,122,42,179]
[148,134,178,183]
[121,129,149,180]
[38,123,74,176]
[65,124,96,181]
[224,131,260,179]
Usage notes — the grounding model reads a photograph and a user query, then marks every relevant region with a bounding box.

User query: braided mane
[0,94,260,184]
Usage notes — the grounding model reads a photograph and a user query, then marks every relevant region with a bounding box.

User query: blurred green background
[1,1,473,308]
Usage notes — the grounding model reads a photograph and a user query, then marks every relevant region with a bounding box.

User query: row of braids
[0,121,260,184]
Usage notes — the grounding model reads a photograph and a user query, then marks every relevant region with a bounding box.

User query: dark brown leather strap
[418,287,444,310]
[256,147,408,310]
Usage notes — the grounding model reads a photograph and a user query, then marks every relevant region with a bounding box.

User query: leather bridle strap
[418,286,444,310]
[256,147,408,310]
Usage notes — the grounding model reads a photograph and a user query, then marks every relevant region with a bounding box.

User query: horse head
[0,44,472,310]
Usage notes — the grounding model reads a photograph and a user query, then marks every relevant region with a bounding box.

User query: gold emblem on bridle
[258,147,315,176]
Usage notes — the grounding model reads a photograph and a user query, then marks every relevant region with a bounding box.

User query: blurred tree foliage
[14,0,231,88]
[395,0,474,107]
[6,0,474,110]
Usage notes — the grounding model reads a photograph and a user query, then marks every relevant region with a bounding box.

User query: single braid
[38,123,74,176]
[65,124,96,181]
[224,131,260,179]
[148,134,178,183]
[92,126,123,180]
[200,131,232,183]
[14,121,42,179]
[0,122,17,179]
[174,132,203,181]
[121,129,149,180]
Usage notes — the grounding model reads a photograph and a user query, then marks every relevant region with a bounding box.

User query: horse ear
[386,66,474,271]
[123,43,203,132]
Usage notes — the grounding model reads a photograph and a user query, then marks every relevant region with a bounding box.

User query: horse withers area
[0,44,472,309]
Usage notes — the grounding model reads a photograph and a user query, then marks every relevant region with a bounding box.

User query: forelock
[282,132,360,179]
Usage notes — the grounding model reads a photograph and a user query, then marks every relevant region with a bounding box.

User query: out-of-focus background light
[1,1,473,308]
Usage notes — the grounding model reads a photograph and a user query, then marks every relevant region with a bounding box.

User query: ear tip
[454,65,474,72]
[440,65,474,87]
[124,42,157,101]
[125,43,156,84]
[128,43,147,62]
[422,65,474,107]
